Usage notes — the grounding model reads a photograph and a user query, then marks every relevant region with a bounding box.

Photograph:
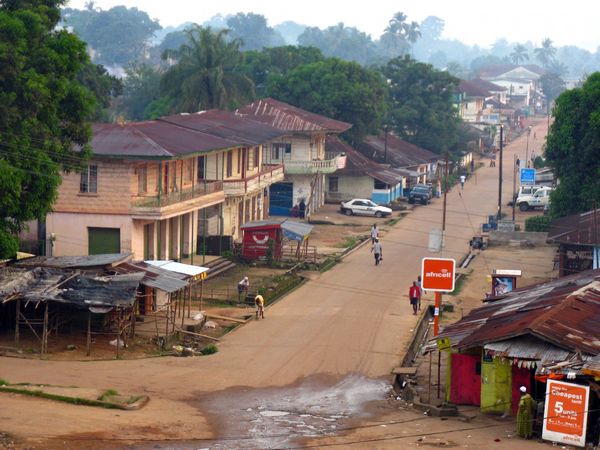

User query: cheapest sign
[421,258,456,292]
[543,380,589,447]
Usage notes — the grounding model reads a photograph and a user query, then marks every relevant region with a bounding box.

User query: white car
[340,199,392,218]
[516,186,554,211]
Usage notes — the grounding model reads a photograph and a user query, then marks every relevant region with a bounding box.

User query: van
[516,186,553,211]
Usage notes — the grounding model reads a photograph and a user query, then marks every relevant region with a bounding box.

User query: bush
[525,216,551,232]
[201,344,219,355]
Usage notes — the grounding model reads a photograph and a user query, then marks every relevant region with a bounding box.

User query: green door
[88,227,120,255]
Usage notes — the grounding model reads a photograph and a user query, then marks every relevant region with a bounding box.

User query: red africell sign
[421,257,456,292]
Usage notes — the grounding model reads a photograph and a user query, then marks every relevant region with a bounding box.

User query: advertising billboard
[543,380,589,447]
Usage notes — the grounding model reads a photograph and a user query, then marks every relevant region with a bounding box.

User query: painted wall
[46,211,133,257]
[480,357,512,414]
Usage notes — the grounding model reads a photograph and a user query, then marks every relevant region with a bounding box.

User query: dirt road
[1,120,551,449]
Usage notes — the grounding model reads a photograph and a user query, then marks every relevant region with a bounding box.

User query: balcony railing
[283,155,346,174]
[132,180,223,208]
[223,164,284,196]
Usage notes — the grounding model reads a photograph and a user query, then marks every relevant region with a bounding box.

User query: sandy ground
[0,119,558,450]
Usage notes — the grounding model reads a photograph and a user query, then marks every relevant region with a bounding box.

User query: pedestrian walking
[237,276,249,301]
[416,275,426,310]
[489,152,496,167]
[436,180,442,198]
[516,386,536,439]
[370,223,379,244]
[371,238,382,266]
[516,158,520,169]
[254,294,265,319]
[470,159,475,173]
[460,175,466,190]
[409,281,421,315]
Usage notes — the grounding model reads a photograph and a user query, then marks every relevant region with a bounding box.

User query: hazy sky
[67,0,599,51]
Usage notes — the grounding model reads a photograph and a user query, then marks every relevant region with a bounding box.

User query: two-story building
[357,134,438,189]
[478,64,544,112]
[158,109,285,239]
[47,113,285,260]
[237,98,350,217]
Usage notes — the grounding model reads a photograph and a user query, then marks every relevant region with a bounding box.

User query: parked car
[408,186,431,205]
[340,199,392,217]
[413,183,433,199]
[516,186,554,211]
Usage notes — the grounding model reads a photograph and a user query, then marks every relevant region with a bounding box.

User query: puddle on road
[191,374,390,449]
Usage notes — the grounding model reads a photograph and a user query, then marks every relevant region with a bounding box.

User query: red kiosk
[241,218,313,261]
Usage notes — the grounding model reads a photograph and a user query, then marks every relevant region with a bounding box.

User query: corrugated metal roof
[358,134,439,168]
[458,79,491,98]
[241,218,287,229]
[548,208,600,246]
[281,220,313,241]
[484,336,574,362]
[326,136,404,186]
[160,109,287,145]
[90,121,239,158]
[237,98,352,133]
[583,354,600,374]
[112,262,187,294]
[437,270,600,355]
[144,260,209,277]
[16,253,133,269]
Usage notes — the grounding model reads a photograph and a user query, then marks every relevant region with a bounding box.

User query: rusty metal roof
[358,134,439,168]
[15,253,133,269]
[458,79,492,98]
[160,109,287,145]
[236,98,352,133]
[90,121,239,159]
[548,208,600,246]
[112,262,187,294]
[326,136,404,186]
[438,270,600,356]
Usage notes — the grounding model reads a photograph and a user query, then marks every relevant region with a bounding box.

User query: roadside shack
[241,219,313,261]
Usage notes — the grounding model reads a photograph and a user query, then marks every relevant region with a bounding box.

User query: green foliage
[121,63,164,120]
[97,389,119,401]
[539,72,566,105]
[267,58,388,144]
[77,62,123,121]
[532,156,546,169]
[226,13,285,51]
[61,5,161,67]
[201,344,219,355]
[524,216,551,232]
[0,1,94,258]
[265,238,274,265]
[161,26,255,112]
[383,56,461,153]
[0,378,8,386]
[545,73,600,217]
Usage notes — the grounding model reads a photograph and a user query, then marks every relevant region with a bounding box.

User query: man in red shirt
[409,281,421,315]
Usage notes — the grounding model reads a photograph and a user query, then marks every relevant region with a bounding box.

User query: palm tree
[509,44,529,64]
[380,12,410,57]
[161,25,255,112]
[534,38,556,68]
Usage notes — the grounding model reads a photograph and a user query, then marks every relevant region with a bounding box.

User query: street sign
[543,380,589,447]
[421,257,456,292]
[520,168,536,184]
[436,337,451,351]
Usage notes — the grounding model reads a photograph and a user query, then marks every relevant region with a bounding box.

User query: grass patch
[222,324,238,334]
[320,256,341,273]
[201,344,219,355]
[0,386,123,409]
[386,217,402,227]
[0,378,9,386]
[450,275,468,296]
[336,236,358,249]
[98,389,119,401]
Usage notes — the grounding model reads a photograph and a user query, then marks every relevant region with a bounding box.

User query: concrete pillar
[171,216,181,261]
[191,210,199,256]
[160,219,169,260]
[182,213,192,257]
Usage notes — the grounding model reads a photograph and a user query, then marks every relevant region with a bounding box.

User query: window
[184,159,193,182]
[254,147,260,168]
[226,150,233,177]
[197,156,205,181]
[137,164,147,194]
[248,147,255,170]
[80,164,97,193]
[237,149,242,174]
[271,143,292,160]
[374,180,387,190]
[170,161,177,190]
[328,176,339,193]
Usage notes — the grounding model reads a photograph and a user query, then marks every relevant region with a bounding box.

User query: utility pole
[384,125,389,164]
[442,153,449,235]
[512,154,517,221]
[497,125,504,220]
[525,126,532,168]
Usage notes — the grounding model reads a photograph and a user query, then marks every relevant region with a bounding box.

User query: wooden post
[42,301,49,356]
[115,309,121,359]
[86,311,92,356]
[188,284,192,318]
[200,280,204,312]
[428,350,432,404]
[165,297,170,338]
[15,298,20,347]
[437,350,442,399]
[181,289,186,329]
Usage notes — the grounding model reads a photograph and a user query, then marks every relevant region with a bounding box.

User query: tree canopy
[545,73,600,217]
[61,5,161,67]
[226,12,285,51]
[160,26,255,112]
[0,0,95,257]
[267,58,388,145]
[383,56,461,153]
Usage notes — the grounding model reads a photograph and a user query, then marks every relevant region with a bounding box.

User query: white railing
[223,164,285,196]
[284,155,346,174]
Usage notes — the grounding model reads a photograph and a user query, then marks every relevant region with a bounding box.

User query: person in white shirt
[460,175,466,190]
[237,276,249,301]
[370,224,379,244]
[371,238,382,266]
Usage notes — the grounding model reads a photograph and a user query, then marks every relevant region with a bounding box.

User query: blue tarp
[281,220,313,242]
